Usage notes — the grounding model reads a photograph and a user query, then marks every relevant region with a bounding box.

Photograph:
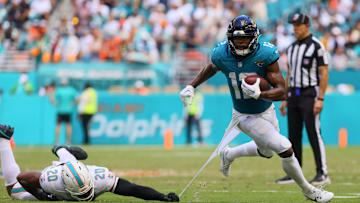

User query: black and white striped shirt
[286,34,328,88]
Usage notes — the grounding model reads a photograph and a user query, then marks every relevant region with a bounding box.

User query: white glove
[180,85,194,106]
[241,78,261,99]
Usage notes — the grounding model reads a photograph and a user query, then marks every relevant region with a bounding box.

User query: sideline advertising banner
[86,94,250,145]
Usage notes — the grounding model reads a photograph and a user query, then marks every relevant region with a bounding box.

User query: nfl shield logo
[238,62,242,68]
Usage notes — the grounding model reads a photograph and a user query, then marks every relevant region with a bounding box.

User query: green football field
[0,145,359,202]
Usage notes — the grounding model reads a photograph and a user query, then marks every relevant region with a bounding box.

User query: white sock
[227,141,259,161]
[282,154,314,193]
[57,148,77,163]
[0,138,20,186]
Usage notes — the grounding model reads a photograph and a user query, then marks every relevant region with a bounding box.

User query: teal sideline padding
[0,92,358,146]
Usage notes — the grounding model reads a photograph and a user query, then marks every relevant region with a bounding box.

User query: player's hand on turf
[163,192,179,202]
[241,78,261,99]
[180,85,194,106]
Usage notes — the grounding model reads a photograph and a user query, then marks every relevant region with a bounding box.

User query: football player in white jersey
[0,125,179,202]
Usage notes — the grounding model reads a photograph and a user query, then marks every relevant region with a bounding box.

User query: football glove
[180,85,194,106]
[162,192,179,202]
[241,78,261,99]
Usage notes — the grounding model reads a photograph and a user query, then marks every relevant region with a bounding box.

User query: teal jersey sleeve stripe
[11,187,26,193]
[65,162,85,188]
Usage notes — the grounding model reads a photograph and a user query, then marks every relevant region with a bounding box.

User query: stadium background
[0,0,359,146]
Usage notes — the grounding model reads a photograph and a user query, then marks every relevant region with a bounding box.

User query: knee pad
[278,148,294,158]
[257,148,274,159]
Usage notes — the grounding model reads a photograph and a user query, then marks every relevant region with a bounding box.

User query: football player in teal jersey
[180,15,333,202]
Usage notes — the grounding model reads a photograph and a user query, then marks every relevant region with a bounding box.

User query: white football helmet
[62,161,95,201]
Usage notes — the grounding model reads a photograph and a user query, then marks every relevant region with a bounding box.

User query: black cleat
[310,174,331,185]
[275,175,295,184]
[52,145,88,160]
[0,124,14,140]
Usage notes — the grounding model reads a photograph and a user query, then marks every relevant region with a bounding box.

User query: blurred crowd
[0,0,360,70]
[0,0,55,54]
[274,0,360,71]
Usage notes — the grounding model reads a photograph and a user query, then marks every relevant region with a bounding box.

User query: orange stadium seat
[42,52,51,63]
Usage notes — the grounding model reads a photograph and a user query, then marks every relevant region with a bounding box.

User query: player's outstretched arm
[188,62,219,88]
[260,61,286,101]
[112,177,179,202]
[17,171,58,201]
[180,62,219,106]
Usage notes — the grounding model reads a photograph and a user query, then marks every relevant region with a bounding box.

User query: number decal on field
[95,168,105,180]
[229,72,257,99]
[47,169,58,182]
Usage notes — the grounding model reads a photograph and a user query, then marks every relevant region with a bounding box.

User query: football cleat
[275,175,295,184]
[220,146,233,177]
[52,145,88,160]
[303,186,334,203]
[0,124,14,140]
[310,174,331,185]
[163,192,179,202]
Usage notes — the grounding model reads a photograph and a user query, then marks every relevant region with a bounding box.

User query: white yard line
[250,190,360,199]
[334,196,360,199]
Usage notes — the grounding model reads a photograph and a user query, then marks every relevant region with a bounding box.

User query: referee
[275,13,330,185]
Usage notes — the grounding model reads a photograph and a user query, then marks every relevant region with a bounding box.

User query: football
[244,75,270,91]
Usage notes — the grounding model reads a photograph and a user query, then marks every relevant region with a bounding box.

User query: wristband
[317,98,324,101]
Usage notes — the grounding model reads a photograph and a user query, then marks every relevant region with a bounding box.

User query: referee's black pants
[79,114,94,145]
[287,87,328,176]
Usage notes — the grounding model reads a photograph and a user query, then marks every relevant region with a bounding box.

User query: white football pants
[226,104,291,157]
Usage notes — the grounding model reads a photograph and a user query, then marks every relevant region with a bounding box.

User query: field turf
[0,145,359,202]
